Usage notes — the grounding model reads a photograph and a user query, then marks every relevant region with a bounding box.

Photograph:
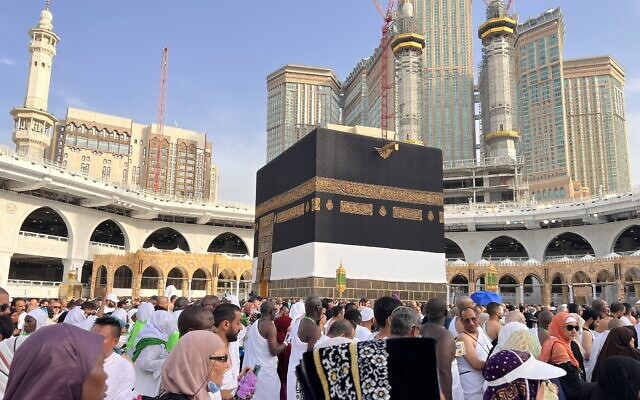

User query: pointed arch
[544,232,595,260]
[612,224,640,253]
[444,238,465,260]
[20,206,69,238]
[95,265,107,288]
[208,232,249,255]
[191,268,209,291]
[113,265,133,288]
[482,235,528,259]
[90,219,128,250]
[572,271,591,284]
[141,266,162,290]
[240,271,252,281]
[143,227,190,252]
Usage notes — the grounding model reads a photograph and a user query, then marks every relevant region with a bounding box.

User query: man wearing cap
[356,306,374,341]
[104,293,118,314]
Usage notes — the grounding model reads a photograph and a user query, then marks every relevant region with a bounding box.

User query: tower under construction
[391,0,425,143]
[478,0,519,159]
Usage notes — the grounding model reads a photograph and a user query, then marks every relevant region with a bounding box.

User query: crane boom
[371,0,396,140]
[153,47,169,194]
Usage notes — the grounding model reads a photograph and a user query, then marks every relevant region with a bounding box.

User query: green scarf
[131,337,166,362]
[166,330,179,352]
[126,320,146,354]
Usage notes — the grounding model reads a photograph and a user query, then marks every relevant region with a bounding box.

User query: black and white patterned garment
[296,337,439,400]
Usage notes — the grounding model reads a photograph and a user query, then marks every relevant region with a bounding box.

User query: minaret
[478,0,518,159]
[391,0,425,144]
[10,0,60,159]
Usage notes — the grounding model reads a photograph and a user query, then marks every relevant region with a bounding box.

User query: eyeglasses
[209,354,229,363]
[565,325,579,332]
[52,306,61,309]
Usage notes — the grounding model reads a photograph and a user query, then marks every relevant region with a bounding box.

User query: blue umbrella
[470,291,502,306]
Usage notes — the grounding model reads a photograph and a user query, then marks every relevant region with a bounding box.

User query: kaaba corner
[253,127,446,300]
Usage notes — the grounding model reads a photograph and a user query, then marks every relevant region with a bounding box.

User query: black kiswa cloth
[296,338,440,399]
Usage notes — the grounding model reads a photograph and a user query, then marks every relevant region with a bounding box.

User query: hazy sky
[0,1,638,205]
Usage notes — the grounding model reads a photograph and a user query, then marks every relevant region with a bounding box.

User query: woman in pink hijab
[160,330,231,400]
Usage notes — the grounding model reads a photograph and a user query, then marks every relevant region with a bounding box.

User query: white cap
[106,293,118,303]
[360,307,374,322]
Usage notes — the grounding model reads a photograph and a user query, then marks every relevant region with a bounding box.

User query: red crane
[371,0,396,140]
[153,47,169,193]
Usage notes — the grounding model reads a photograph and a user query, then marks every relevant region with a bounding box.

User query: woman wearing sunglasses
[159,330,231,400]
[538,312,595,400]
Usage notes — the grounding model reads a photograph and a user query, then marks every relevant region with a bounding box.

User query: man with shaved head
[448,295,473,338]
[177,304,214,337]
[533,310,553,346]
[287,296,324,400]
[421,297,459,400]
[243,301,287,400]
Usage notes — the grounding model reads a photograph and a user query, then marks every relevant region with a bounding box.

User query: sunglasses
[52,306,61,309]
[209,354,229,363]
[565,325,579,332]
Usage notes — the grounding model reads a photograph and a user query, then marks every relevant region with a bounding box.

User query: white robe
[286,318,307,400]
[355,325,371,342]
[586,330,609,382]
[456,327,492,400]
[134,344,168,397]
[221,339,241,394]
[0,336,29,398]
[104,352,136,400]
[243,322,279,400]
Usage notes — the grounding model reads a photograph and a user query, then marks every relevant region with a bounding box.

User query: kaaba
[253,128,446,300]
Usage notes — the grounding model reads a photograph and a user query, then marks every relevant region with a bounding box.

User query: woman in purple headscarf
[4,323,107,400]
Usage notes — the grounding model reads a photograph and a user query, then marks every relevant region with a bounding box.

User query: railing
[90,241,125,250]
[443,155,525,170]
[8,279,61,287]
[18,230,68,242]
[0,144,252,210]
[448,252,640,266]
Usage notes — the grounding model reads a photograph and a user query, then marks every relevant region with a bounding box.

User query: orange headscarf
[538,312,580,369]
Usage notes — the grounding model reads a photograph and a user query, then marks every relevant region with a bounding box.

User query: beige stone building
[91,249,252,300]
[11,3,217,201]
[48,107,213,200]
[266,65,341,161]
[563,56,631,195]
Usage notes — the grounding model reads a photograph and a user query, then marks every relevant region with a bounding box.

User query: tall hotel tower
[265,65,341,162]
[10,2,60,159]
[391,0,426,143]
[414,0,476,160]
[478,0,518,159]
[515,9,582,201]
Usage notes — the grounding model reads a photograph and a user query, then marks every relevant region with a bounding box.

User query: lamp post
[485,264,498,292]
[336,262,347,299]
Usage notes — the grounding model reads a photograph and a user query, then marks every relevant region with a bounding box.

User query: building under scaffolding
[443,155,527,205]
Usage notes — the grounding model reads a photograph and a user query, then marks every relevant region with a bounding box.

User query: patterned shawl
[296,338,439,399]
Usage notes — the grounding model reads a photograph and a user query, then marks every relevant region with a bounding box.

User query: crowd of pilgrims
[0,286,639,400]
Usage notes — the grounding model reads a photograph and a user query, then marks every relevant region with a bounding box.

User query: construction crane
[371,0,396,140]
[153,47,169,194]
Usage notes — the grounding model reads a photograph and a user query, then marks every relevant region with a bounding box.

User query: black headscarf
[592,326,640,382]
[591,356,640,400]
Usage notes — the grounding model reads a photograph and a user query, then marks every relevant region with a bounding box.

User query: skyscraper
[265,65,341,161]
[478,0,518,160]
[392,0,425,143]
[563,56,631,195]
[414,0,476,160]
[515,8,584,201]
[10,2,60,159]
